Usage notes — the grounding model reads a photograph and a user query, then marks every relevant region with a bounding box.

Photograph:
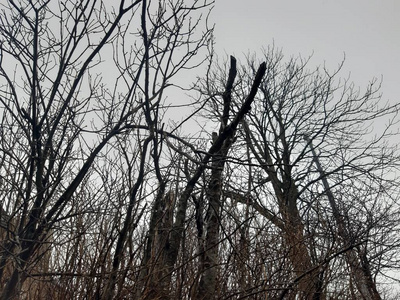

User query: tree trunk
[305,135,381,300]
[243,122,322,298]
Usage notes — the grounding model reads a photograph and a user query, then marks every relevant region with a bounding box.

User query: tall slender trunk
[194,56,238,299]
[305,135,381,300]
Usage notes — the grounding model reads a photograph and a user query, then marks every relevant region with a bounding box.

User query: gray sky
[211,0,400,105]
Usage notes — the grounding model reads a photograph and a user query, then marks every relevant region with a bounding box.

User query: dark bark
[194,57,267,299]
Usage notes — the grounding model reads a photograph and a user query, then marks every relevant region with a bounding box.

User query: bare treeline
[0,1,399,299]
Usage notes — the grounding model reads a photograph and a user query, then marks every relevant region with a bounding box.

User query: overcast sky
[210,0,400,105]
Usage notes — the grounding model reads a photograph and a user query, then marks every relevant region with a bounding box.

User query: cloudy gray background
[210,0,399,107]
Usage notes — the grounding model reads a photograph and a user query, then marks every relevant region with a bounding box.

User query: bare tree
[303,134,382,299]
[197,48,400,298]
[0,0,213,298]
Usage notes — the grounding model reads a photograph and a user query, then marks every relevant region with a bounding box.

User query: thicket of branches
[0,1,399,299]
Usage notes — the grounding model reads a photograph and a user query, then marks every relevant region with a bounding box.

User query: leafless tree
[0,0,213,298]
[196,48,400,299]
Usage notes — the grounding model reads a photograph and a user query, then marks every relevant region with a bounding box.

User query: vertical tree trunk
[195,146,226,299]
[243,122,322,299]
[305,135,381,300]
[280,182,322,300]
[194,56,237,299]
